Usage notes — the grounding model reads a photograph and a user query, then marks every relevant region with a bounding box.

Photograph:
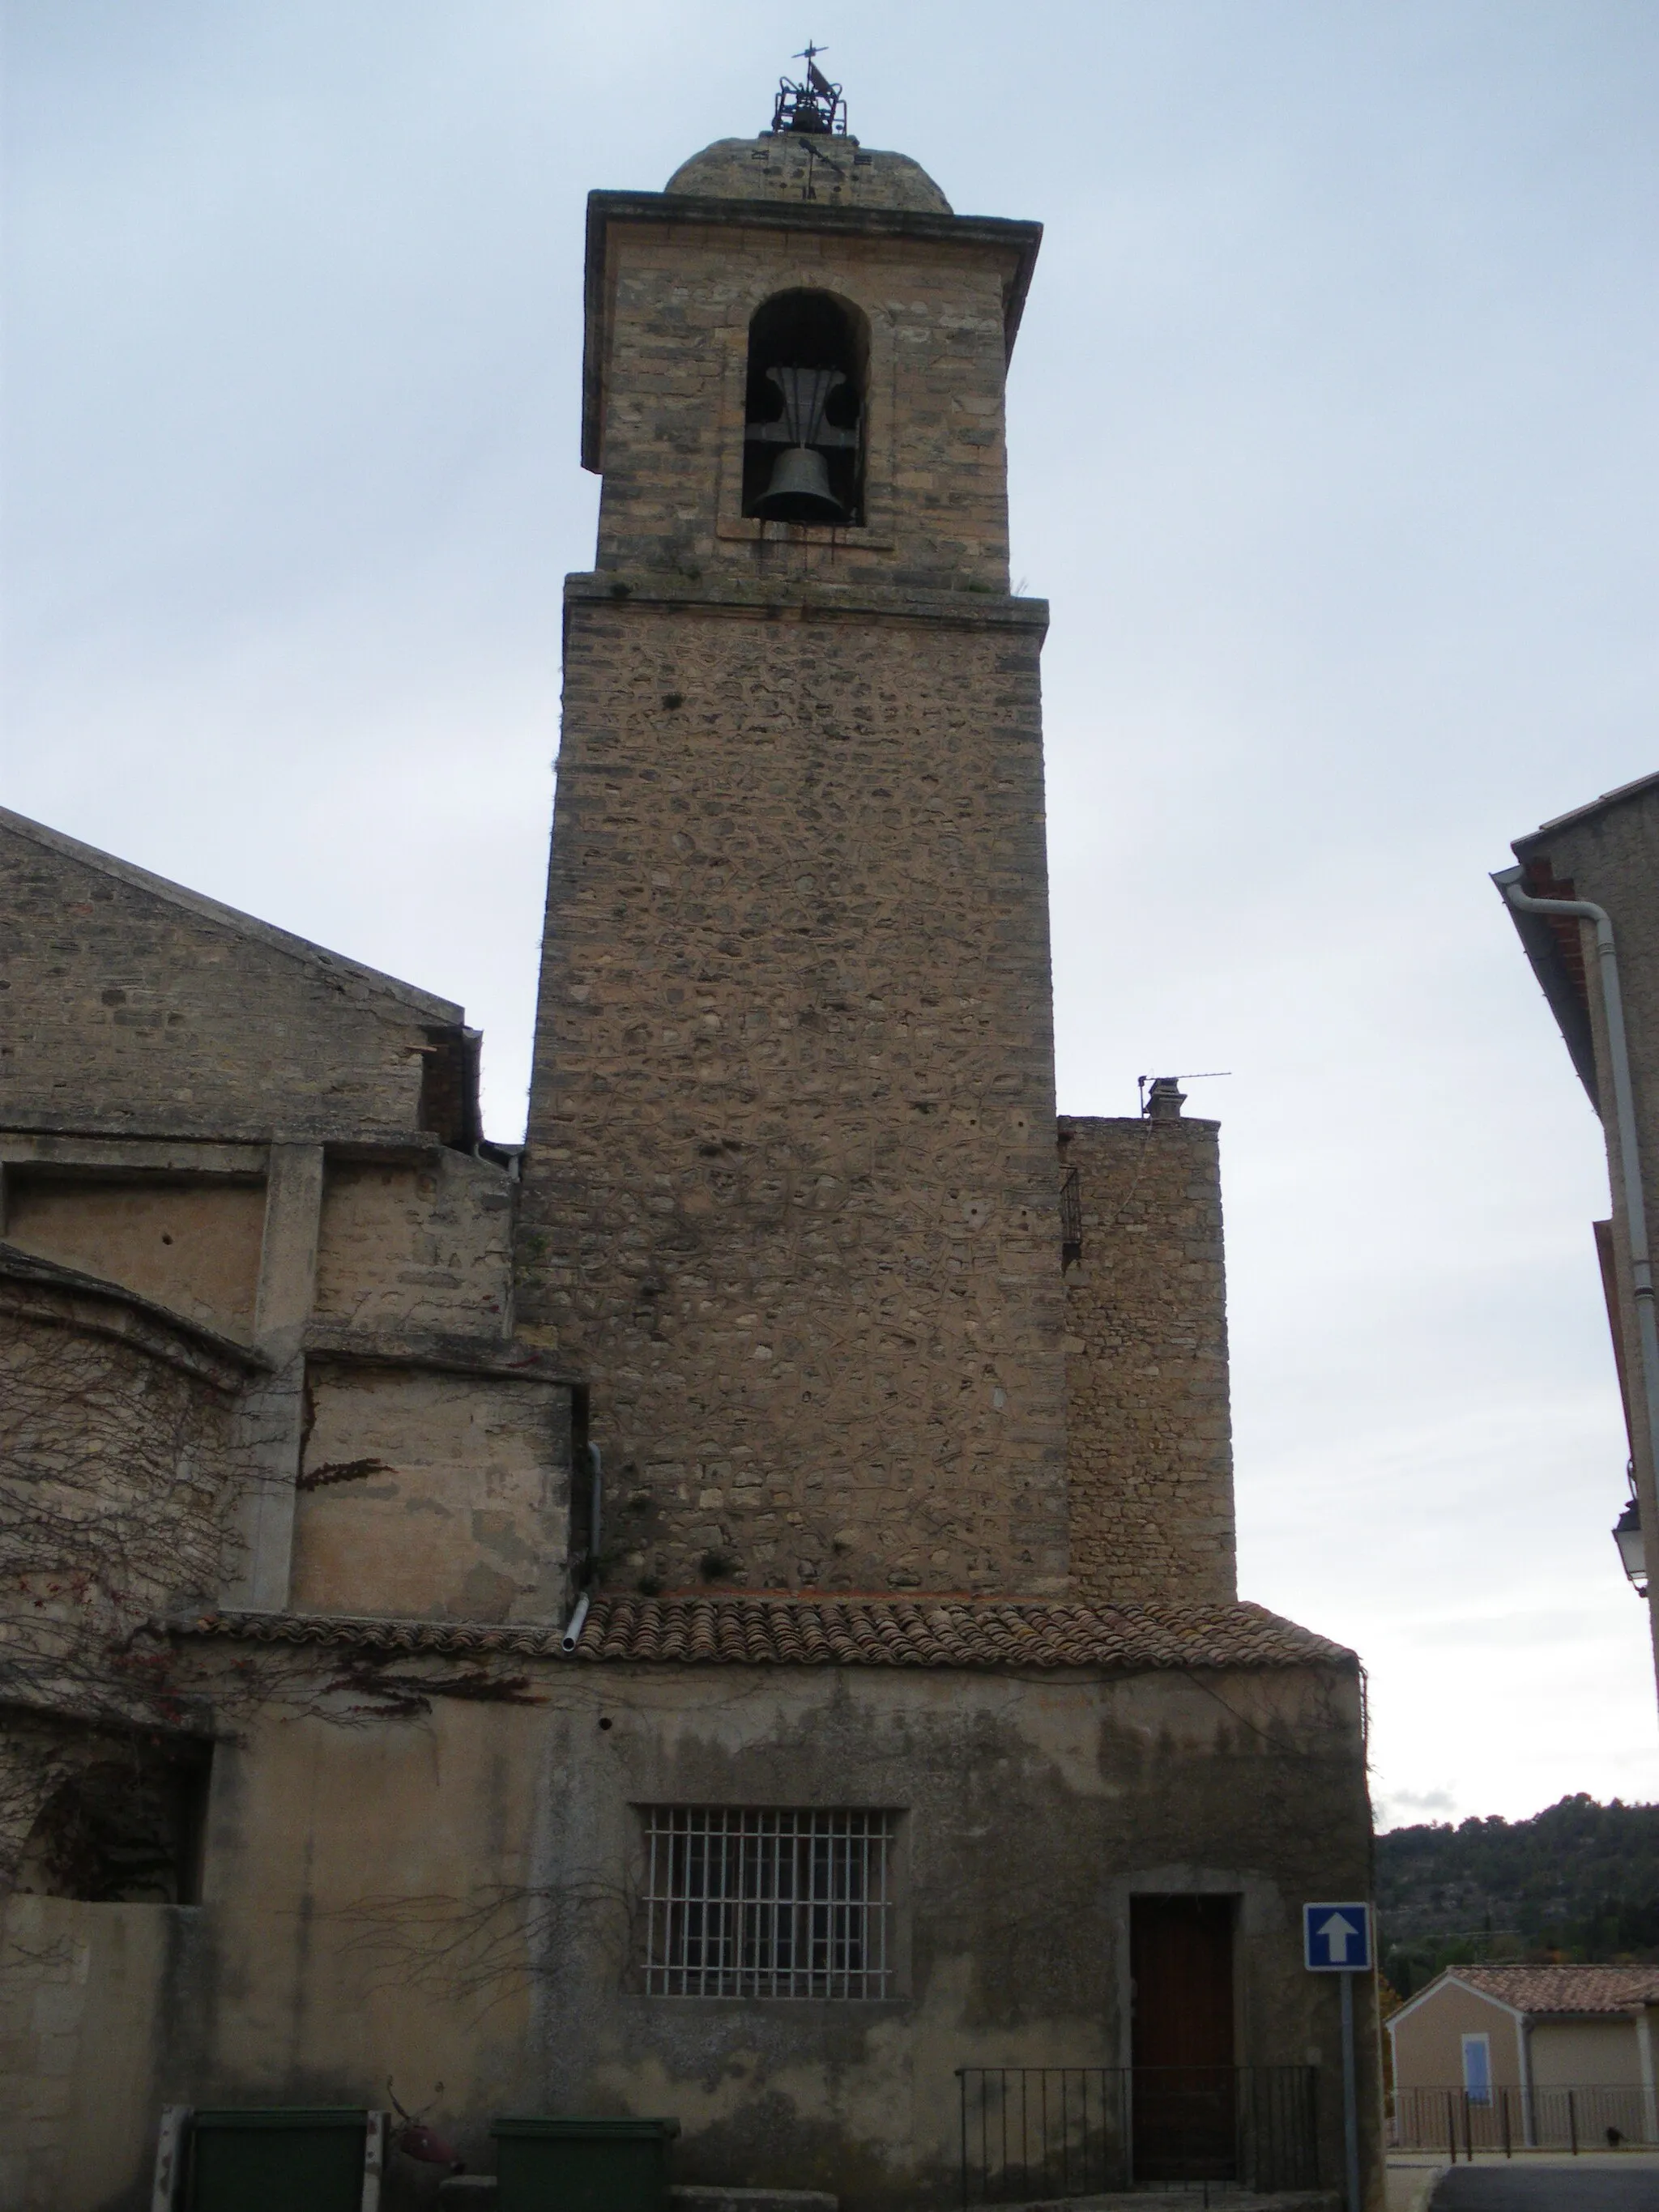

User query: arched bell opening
[742,289,868,526]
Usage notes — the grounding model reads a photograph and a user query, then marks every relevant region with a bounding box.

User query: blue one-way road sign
[1303,1902,1371,1971]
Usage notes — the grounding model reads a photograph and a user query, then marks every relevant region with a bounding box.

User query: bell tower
[518,77,1068,1598]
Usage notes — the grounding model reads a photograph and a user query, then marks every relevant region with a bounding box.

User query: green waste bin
[187,2108,369,2212]
[492,2116,680,2212]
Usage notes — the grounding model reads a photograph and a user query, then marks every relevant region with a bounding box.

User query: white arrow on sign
[1317,1912,1358,1963]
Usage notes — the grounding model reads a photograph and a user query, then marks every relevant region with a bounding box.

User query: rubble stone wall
[1060,1115,1237,1605]
[0,815,453,1144]
[592,215,1025,592]
[518,586,1068,1597]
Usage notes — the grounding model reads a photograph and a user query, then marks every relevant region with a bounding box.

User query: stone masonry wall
[0,814,458,1144]
[1060,1115,1237,1604]
[518,586,1068,1597]
[592,215,1025,592]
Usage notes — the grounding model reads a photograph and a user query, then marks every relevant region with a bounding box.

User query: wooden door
[1130,1894,1237,2180]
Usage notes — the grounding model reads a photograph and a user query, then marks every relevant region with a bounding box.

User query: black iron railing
[1059,1167,1082,1268]
[1392,2083,1658,2158]
[957,2066,1320,2202]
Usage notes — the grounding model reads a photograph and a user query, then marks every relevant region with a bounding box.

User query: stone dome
[665,137,953,216]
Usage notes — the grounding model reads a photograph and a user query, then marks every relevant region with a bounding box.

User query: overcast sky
[4,1,1657,1831]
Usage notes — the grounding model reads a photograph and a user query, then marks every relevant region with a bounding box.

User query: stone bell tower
[517,88,1069,1598]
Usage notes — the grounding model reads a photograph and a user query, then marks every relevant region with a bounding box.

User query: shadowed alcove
[742,288,868,525]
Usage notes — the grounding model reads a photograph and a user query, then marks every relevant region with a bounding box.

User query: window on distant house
[641,1807,896,1998]
[1461,2033,1492,2104]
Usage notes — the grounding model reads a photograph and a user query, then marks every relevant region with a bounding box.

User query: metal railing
[1059,1167,1082,1268]
[1392,2083,1659,2157]
[957,2067,1320,2202]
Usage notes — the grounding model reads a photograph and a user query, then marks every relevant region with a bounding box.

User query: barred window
[642,1807,897,1998]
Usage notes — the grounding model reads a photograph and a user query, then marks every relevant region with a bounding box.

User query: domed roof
[665,137,952,217]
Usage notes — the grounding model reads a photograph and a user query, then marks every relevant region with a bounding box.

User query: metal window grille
[642,1807,896,1998]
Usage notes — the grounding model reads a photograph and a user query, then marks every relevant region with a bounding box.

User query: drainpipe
[560,1443,604,1655]
[1638,2007,1657,2144]
[1497,868,1659,1709]
[587,1440,603,1566]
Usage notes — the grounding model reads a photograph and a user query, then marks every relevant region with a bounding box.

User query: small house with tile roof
[0,78,1376,2212]
[1388,1964,1659,2149]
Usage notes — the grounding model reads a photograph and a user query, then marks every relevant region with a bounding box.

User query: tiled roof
[163,1596,1354,1672]
[1450,1965,1659,2015]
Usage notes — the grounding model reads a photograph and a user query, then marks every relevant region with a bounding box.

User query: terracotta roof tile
[1449,1965,1659,2015]
[162,1596,1354,1673]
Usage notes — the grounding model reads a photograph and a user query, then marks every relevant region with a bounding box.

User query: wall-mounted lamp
[1614,1495,1647,1597]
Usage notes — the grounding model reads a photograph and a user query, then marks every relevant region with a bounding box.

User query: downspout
[1637,2006,1657,2144]
[561,1442,603,1654]
[1497,868,1659,1708]
[1516,2014,1535,2149]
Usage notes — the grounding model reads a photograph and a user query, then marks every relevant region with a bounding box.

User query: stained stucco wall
[518,588,1065,1598]
[1060,1115,1236,1605]
[0,1895,190,2212]
[9,1649,1372,2212]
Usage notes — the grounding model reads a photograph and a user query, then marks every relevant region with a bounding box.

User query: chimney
[1145,1076,1186,1122]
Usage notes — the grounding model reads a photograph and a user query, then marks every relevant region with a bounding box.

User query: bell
[754,444,845,524]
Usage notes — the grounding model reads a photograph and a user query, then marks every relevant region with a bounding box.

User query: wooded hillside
[1378,1794,1659,1996]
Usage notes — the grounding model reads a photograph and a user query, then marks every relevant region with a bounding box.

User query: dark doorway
[1130,1894,1238,2182]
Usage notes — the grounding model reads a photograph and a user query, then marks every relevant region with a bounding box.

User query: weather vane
[770,41,847,136]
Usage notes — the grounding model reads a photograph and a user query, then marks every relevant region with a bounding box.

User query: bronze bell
[754,443,845,524]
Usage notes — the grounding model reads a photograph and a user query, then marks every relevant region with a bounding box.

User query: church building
[0,69,1377,2212]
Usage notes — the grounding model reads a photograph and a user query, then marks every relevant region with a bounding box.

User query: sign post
[1304,1902,1371,2212]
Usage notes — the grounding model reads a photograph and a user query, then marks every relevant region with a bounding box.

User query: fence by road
[1393,2084,1659,2158]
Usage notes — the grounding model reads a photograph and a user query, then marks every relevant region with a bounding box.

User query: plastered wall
[1531,2018,1643,2088]
[1060,1115,1237,1605]
[1390,1983,1524,2089]
[314,1153,514,1339]
[518,590,1066,1598]
[27,1647,1370,2212]
[291,1364,571,1622]
[0,1895,189,2212]
[4,1172,267,1339]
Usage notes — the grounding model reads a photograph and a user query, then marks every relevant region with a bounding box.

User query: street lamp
[1614,1494,1647,1596]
